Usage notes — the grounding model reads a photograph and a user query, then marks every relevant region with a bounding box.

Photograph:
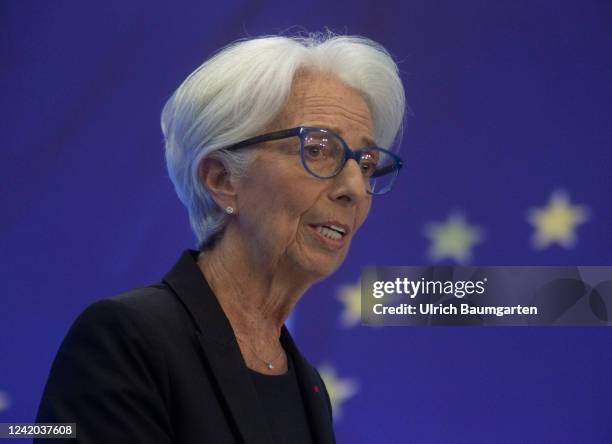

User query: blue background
[2,1,612,442]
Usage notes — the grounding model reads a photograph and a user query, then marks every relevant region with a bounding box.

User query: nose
[329,158,370,205]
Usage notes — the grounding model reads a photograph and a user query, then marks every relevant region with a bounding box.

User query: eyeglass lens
[302,130,397,194]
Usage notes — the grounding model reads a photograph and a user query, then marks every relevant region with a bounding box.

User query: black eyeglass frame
[222,126,403,195]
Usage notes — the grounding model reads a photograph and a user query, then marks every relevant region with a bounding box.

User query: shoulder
[36,286,180,441]
[73,282,195,343]
[54,282,197,391]
[109,283,192,331]
[54,284,185,376]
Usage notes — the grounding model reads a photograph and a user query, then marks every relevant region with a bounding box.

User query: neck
[197,223,313,347]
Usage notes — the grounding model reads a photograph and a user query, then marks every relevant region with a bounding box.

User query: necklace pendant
[267,362,274,369]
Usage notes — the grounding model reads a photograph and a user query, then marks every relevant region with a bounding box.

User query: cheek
[277,185,320,235]
[240,170,319,242]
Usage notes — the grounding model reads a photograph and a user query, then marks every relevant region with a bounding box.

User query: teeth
[328,224,346,234]
[316,226,343,241]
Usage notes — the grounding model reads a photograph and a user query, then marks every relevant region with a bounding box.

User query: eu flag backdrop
[2,1,612,442]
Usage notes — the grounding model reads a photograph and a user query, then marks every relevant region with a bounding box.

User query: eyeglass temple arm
[224,128,301,151]
[371,159,403,178]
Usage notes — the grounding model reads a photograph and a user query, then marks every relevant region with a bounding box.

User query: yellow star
[336,281,362,328]
[317,364,358,421]
[527,190,590,249]
[424,212,484,264]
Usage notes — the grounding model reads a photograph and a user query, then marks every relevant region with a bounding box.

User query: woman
[36,32,405,443]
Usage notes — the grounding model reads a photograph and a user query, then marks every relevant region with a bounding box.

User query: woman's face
[234,71,374,280]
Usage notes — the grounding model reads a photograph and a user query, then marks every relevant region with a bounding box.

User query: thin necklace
[236,336,285,370]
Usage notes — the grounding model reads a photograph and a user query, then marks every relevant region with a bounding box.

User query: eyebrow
[309,125,377,147]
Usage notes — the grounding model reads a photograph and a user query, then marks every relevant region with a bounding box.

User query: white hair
[161,32,406,249]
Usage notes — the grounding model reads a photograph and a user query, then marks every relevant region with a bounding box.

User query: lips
[308,221,351,251]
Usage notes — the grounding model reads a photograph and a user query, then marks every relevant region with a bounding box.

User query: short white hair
[161,32,406,249]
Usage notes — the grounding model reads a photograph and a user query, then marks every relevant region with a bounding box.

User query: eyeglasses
[223,127,403,195]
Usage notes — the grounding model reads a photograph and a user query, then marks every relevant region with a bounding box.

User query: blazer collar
[162,250,335,444]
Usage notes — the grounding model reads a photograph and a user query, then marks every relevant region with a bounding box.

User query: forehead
[276,70,375,144]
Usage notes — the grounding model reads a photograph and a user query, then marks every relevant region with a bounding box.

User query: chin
[304,253,347,281]
[289,238,350,281]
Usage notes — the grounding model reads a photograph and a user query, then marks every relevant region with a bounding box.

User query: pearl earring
[225,206,234,215]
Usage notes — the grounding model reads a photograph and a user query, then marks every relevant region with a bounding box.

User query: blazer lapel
[163,250,273,444]
[281,326,336,444]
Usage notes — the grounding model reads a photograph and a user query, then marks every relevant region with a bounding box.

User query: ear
[199,156,237,210]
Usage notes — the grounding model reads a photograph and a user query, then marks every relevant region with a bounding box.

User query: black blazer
[36,250,336,443]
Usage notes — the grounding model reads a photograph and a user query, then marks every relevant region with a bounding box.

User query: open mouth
[314,224,346,241]
[308,223,349,247]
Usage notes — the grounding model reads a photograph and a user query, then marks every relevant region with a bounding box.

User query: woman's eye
[361,162,375,176]
[305,145,323,159]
